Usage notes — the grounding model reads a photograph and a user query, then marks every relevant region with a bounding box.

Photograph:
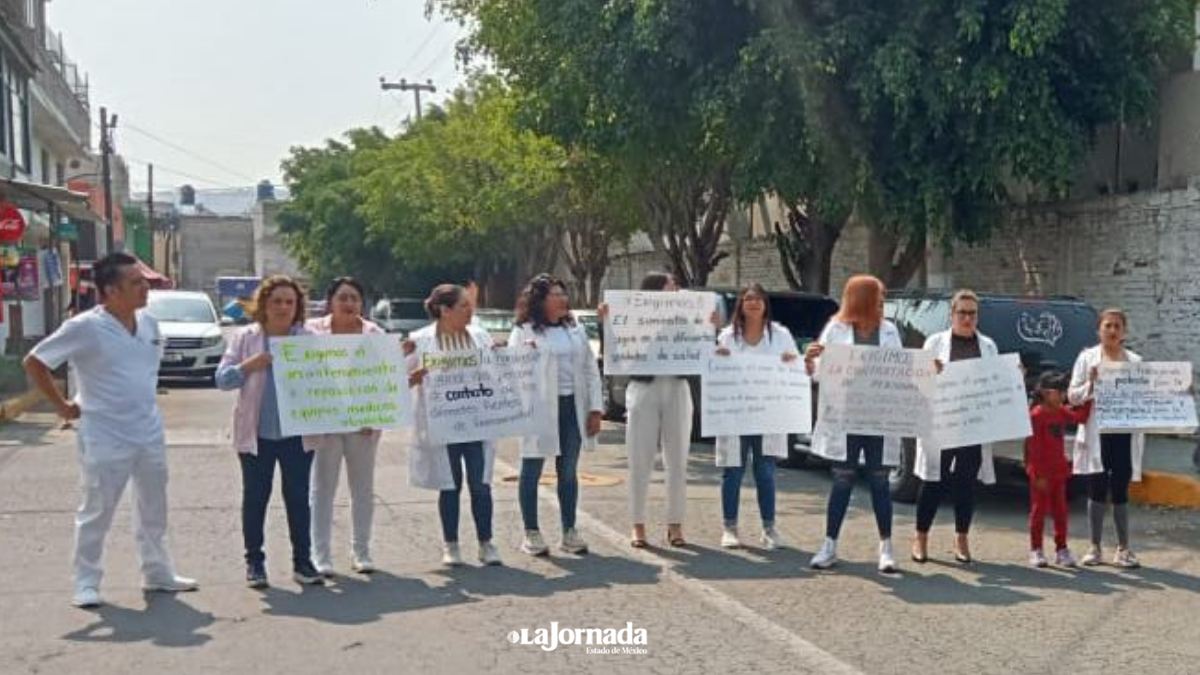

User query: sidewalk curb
[1130,470,1200,508]
[0,388,44,423]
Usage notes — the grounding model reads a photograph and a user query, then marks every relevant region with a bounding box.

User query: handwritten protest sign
[932,353,1031,449]
[700,353,812,437]
[815,344,937,440]
[422,346,552,445]
[602,290,717,376]
[1096,361,1198,434]
[270,334,413,436]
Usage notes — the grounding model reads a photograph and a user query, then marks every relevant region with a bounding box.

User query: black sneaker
[245,562,268,589]
[293,561,325,585]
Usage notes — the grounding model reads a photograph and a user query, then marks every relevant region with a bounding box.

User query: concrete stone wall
[178,215,254,297]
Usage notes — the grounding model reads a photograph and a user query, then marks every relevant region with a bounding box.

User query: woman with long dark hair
[510,274,603,557]
[714,283,799,549]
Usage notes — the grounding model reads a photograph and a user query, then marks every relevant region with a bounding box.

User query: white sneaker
[810,537,838,569]
[1055,548,1078,568]
[142,575,199,593]
[520,530,550,557]
[761,526,785,551]
[878,539,897,573]
[721,526,741,549]
[1030,549,1049,568]
[442,543,464,567]
[72,587,102,608]
[351,555,375,574]
[560,528,589,554]
[313,561,335,578]
[1081,545,1103,567]
[1113,548,1141,569]
[478,541,503,566]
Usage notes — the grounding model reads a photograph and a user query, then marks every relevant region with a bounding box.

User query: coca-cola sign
[0,203,26,243]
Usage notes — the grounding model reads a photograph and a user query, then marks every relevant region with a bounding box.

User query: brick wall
[606,186,1200,366]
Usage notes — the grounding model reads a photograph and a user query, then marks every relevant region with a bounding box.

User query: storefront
[0,178,102,356]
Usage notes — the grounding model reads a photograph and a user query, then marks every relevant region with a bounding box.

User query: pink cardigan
[216,322,311,455]
[303,316,386,451]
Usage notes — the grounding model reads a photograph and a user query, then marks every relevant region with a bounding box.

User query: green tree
[278,127,418,297]
[435,0,763,287]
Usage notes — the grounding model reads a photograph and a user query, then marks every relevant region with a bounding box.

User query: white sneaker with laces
[478,541,503,566]
[72,586,102,608]
[1055,547,1078,568]
[442,543,464,567]
[351,555,375,574]
[878,539,897,573]
[520,530,550,557]
[1030,549,1049,568]
[1113,548,1141,569]
[810,537,838,569]
[560,528,589,554]
[761,526,785,551]
[142,575,199,593]
[1081,545,1103,567]
[721,526,741,549]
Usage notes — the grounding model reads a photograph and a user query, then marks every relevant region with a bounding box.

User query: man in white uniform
[24,252,197,608]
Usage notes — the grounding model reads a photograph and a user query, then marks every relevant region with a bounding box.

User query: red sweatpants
[1029,477,1069,551]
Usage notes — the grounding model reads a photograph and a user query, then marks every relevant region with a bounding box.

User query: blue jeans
[240,436,313,567]
[721,435,776,526]
[438,442,493,543]
[825,435,892,540]
[519,396,582,532]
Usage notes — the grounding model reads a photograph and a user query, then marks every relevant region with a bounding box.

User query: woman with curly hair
[509,274,603,557]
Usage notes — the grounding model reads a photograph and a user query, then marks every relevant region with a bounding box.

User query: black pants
[1088,433,1133,505]
[240,436,314,567]
[915,445,982,534]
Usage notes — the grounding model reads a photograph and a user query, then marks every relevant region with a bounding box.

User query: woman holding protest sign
[407,284,502,567]
[598,271,699,549]
[714,283,799,550]
[1068,308,1146,568]
[305,277,386,577]
[510,273,603,557]
[803,274,904,573]
[911,289,999,565]
[216,275,324,588]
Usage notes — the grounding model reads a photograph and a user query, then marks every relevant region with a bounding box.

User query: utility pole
[379,77,436,120]
[99,106,118,252]
[146,163,154,264]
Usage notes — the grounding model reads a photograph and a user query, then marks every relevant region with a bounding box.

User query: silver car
[147,290,227,381]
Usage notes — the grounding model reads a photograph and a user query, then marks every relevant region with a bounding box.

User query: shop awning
[0,177,105,222]
[134,256,173,289]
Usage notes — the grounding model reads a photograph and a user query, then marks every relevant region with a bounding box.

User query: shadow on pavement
[259,570,473,624]
[435,552,660,598]
[61,593,215,647]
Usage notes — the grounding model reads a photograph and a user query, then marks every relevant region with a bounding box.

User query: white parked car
[146,290,227,380]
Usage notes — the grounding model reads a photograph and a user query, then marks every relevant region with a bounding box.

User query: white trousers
[310,432,380,566]
[625,377,692,524]
[73,442,175,591]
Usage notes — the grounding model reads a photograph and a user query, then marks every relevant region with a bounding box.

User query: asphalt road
[2,382,1199,674]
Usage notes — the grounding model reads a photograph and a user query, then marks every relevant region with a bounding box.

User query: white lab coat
[808,319,905,466]
[914,329,999,485]
[713,322,797,467]
[405,324,498,491]
[1068,345,1147,481]
[509,321,603,458]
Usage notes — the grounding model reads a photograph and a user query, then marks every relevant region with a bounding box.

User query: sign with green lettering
[270,334,413,435]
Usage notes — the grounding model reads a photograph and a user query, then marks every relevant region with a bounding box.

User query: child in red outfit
[1026,371,1092,567]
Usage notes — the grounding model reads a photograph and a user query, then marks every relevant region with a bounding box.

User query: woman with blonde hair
[804,275,904,573]
[216,275,324,588]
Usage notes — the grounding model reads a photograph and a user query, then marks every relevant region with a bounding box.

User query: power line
[396,22,444,77]
[121,121,259,183]
[121,155,241,189]
[417,38,458,79]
